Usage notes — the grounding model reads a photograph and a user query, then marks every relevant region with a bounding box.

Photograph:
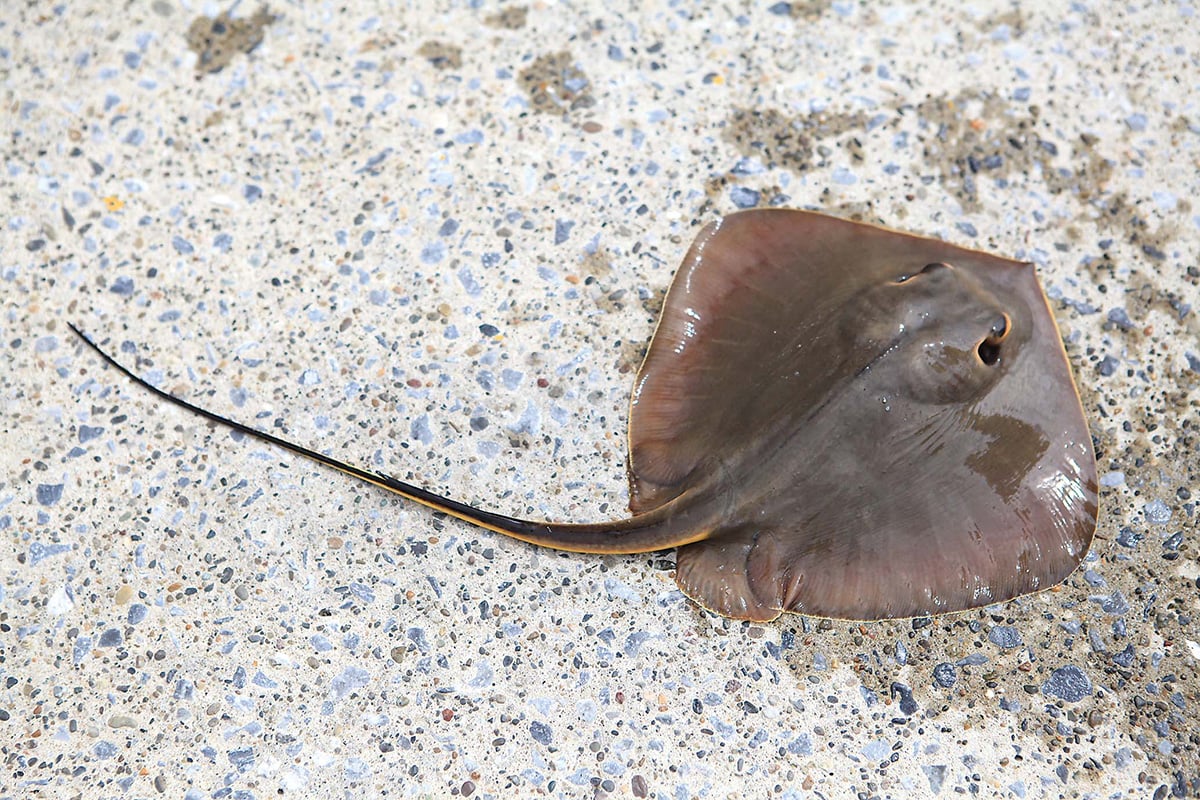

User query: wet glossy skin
[72,209,1098,623]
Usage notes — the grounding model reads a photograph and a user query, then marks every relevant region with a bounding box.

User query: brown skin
[70,210,1097,623]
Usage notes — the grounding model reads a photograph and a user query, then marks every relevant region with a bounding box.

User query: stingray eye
[977,313,1011,367]
[895,262,951,284]
[989,314,1010,338]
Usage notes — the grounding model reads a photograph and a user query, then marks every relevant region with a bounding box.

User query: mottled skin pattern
[71,210,1098,623]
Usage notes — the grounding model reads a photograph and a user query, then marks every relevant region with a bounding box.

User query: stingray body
[72,209,1097,622]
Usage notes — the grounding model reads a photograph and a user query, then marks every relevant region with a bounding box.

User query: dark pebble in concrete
[1042,665,1093,702]
[932,662,957,688]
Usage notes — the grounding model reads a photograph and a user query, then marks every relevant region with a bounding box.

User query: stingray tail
[68,324,713,555]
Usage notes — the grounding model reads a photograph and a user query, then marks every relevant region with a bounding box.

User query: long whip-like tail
[68,323,713,554]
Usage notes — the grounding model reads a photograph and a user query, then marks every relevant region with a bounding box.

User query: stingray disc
[629,209,1097,621]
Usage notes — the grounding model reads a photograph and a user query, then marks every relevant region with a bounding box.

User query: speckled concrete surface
[2,2,1198,798]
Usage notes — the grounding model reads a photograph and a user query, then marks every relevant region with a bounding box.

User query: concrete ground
[2,1,1197,798]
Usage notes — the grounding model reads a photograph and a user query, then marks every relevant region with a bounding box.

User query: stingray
[70,209,1098,622]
